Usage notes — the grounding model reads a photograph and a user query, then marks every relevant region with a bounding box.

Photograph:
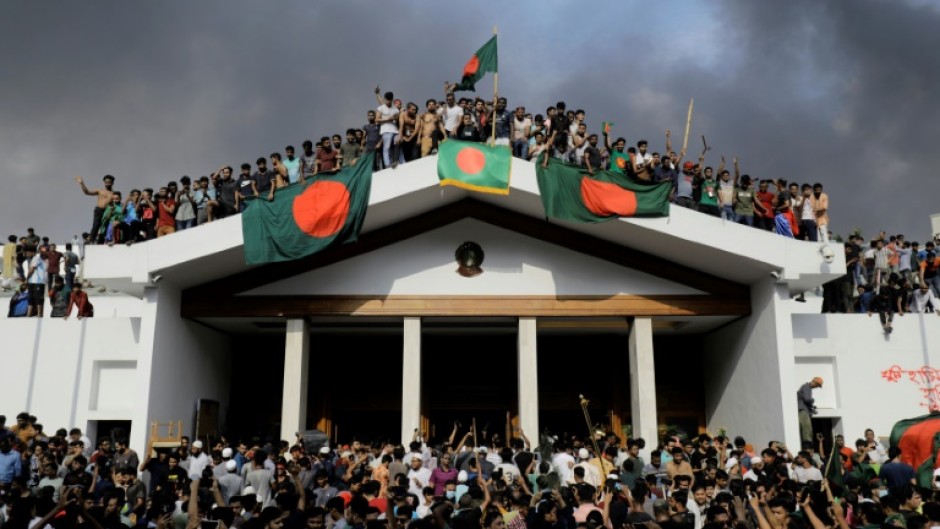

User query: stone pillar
[629,317,657,459]
[401,317,422,445]
[280,319,310,442]
[517,317,539,440]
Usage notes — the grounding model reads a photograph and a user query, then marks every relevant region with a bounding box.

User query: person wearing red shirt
[755,180,776,232]
[156,186,177,237]
[64,283,93,320]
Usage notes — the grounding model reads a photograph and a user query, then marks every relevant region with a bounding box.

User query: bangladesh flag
[889,412,940,488]
[536,156,671,223]
[437,139,511,195]
[453,36,498,92]
[242,152,374,264]
[609,150,631,175]
[825,449,844,489]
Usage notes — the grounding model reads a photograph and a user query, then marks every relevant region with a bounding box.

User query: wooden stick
[491,26,498,143]
[682,98,694,153]
[472,418,478,449]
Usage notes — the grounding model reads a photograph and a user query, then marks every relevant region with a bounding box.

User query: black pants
[91,207,105,244]
[756,216,774,231]
[675,197,697,210]
[800,219,818,242]
[399,138,418,163]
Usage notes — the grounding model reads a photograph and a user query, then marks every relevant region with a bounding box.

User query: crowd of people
[52,83,839,250]
[820,232,940,332]
[2,229,91,319]
[0,409,929,529]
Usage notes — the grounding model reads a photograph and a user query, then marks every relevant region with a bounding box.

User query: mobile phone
[200,521,219,529]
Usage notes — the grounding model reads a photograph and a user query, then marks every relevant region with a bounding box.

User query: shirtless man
[398,102,419,163]
[270,152,289,190]
[76,175,115,244]
[416,99,446,158]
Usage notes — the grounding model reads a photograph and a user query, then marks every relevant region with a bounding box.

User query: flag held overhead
[453,36,498,92]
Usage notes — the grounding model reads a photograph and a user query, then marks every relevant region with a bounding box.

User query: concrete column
[401,317,422,445]
[517,317,540,439]
[629,317,657,458]
[280,319,310,442]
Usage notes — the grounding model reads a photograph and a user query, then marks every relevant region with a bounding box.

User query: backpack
[9,292,28,317]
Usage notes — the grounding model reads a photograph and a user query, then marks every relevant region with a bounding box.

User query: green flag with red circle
[242,152,374,264]
[889,412,940,488]
[453,36,498,92]
[536,155,671,223]
[437,139,511,195]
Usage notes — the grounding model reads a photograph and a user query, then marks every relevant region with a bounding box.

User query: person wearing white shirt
[187,441,210,479]
[407,455,431,497]
[439,91,463,136]
[552,446,576,484]
[911,284,939,313]
[374,87,403,168]
[791,452,822,483]
[863,429,888,464]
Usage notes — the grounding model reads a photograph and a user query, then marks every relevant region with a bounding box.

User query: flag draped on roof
[535,156,671,223]
[242,153,374,264]
[453,36,498,92]
[437,139,511,195]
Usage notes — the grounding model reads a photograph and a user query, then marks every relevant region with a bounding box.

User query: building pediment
[181,199,749,319]
[240,218,705,298]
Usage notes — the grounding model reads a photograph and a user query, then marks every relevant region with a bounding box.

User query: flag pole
[682,98,694,154]
[491,26,498,144]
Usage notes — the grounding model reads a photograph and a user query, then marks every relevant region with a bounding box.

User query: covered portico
[180,198,751,445]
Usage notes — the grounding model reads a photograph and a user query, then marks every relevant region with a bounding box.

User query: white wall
[243,219,703,297]
[792,313,940,441]
[0,317,141,439]
[130,283,232,454]
[703,279,800,448]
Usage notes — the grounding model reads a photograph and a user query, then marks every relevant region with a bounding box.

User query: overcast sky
[2,0,939,244]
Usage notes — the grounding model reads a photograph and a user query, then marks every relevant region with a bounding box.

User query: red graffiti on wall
[882,365,940,411]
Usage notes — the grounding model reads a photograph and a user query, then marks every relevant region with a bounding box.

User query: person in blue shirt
[0,435,22,485]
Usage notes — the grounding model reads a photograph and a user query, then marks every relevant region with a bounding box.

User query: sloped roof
[83,155,845,297]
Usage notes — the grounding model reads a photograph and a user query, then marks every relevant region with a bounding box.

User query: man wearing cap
[743,457,764,482]
[675,162,697,209]
[569,448,601,487]
[214,447,235,478]
[407,454,432,497]
[798,377,823,444]
[187,440,210,479]
[218,459,244,504]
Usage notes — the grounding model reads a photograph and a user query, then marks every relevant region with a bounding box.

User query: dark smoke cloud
[1,0,937,244]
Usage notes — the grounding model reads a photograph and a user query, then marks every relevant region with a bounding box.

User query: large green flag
[536,156,671,223]
[242,153,374,264]
[437,139,511,195]
[889,412,940,488]
[453,36,498,92]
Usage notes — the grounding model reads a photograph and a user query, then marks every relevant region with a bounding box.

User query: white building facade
[2,156,937,454]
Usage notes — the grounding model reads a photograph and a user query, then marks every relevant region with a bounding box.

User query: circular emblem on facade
[455,241,484,278]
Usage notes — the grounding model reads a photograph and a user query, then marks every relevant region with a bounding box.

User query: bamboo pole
[682,98,694,153]
[491,26,499,143]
